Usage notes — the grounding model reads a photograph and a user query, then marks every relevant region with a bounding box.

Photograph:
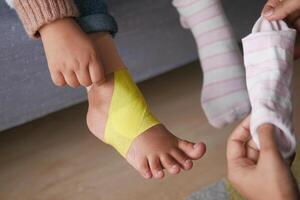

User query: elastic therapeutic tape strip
[104,69,160,157]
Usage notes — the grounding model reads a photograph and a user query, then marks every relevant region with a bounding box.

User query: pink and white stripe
[242,17,297,158]
[173,0,250,128]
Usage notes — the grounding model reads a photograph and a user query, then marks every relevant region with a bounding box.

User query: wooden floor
[0,62,299,200]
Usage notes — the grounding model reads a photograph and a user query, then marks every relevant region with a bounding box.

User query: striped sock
[242,17,297,158]
[173,0,250,128]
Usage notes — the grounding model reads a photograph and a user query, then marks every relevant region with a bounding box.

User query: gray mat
[186,181,228,200]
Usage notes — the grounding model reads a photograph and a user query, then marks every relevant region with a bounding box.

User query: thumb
[89,55,106,86]
[257,124,286,169]
[257,124,278,152]
[263,0,300,20]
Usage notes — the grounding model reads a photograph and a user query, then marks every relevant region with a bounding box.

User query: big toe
[178,140,206,160]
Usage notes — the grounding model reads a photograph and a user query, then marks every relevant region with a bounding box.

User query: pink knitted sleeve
[9,0,79,38]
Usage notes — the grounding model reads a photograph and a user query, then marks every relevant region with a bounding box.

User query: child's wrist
[40,18,78,39]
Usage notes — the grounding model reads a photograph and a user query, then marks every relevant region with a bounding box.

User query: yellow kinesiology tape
[104,69,160,157]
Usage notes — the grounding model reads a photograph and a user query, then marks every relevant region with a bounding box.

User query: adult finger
[262,0,281,18]
[263,0,300,21]
[226,116,251,161]
[245,139,259,163]
[246,145,259,163]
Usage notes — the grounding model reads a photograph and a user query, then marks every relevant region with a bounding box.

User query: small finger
[63,71,80,88]
[75,65,92,87]
[50,70,66,86]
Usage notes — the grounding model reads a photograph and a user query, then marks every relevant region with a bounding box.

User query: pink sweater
[6,0,79,38]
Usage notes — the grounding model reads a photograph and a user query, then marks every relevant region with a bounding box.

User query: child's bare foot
[86,77,206,179]
[126,124,206,179]
[86,32,206,179]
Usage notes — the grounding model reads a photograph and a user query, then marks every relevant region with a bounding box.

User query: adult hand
[226,117,299,200]
[262,0,300,59]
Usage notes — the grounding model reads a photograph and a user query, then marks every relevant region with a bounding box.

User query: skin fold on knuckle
[89,49,98,60]
[89,52,101,67]
[57,61,67,71]
[71,59,82,72]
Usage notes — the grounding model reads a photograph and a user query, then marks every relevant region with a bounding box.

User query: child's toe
[178,140,206,160]
[148,156,164,179]
[170,149,193,170]
[136,157,152,179]
[160,154,181,175]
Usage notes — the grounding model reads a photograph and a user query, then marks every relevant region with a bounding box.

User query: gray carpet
[186,181,228,200]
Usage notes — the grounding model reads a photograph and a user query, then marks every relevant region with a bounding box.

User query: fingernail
[194,143,200,148]
[263,7,274,17]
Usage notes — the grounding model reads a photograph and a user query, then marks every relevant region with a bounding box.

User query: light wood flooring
[1,62,299,200]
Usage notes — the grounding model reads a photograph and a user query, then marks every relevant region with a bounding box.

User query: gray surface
[0,0,265,131]
[187,181,228,200]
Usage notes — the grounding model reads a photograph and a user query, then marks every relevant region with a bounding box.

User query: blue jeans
[74,0,118,36]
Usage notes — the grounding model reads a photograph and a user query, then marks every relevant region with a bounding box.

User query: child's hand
[227,117,300,200]
[262,0,300,58]
[40,18,105,88]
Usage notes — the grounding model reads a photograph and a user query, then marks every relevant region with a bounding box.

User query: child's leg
[86,33,206,179]
[73,1,206,179]
[173,0,250,128]
[242,17,297,159]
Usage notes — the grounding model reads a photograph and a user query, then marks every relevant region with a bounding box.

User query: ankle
[88,76,113,109]
[88,32,125,75]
